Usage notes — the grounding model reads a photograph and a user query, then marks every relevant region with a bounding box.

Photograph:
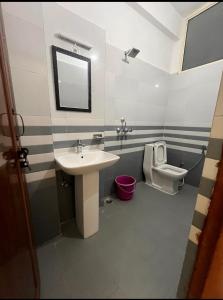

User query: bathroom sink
[55,150,120,175]
[55,149,120,239]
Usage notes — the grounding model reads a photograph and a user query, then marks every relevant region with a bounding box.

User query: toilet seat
[153,164,187,179]
[154,141,167,166]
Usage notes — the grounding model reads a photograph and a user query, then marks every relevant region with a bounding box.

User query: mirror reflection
[52,46,91,112]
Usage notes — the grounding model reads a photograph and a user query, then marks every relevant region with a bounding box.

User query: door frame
[0,4,40,298]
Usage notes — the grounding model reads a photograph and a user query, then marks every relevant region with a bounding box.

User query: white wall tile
[189,225,201,245]
[3,11,47,74]
[164,60,223,128]
[104,129,163,136]
[105,136,160,147]
[165,137,208,146]
[2,2,44,28]
[29,153,54,164]
[21,135,53,146]
[25,169,56,183]
[53,132,104,142]
[54,143,104,156]
[195,194,210,216]
[22,116,52,126]
[105,45,170,126]
[164,130,210,137]
[202,158,219,181]
[167,144,204,154]
[10,67,51,116]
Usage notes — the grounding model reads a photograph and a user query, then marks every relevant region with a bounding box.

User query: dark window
[182,3,223,71]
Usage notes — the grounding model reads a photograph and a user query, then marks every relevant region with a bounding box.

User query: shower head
[126,48,140,58]
[122,48,140,63]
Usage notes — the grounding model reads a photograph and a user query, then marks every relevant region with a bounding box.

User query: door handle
[12,109,25,138]
[17,147,31,171]
[0,111,25,138]
[15,113,25,137]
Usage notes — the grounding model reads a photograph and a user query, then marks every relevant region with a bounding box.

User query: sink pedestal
[75,171,99,238]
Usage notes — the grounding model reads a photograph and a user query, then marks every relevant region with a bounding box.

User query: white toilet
[143,141,188,195]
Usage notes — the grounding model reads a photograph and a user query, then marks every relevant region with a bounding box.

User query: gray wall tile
[22,126,52,136]
[101,151,144,198]
[199,177,215,198]
[56,170,75,223]
[28,177,61,246]
[192,211,206,230]
[26,161,55,173]
[206,138,223,160]
[53,125,105,134]
[167,148,205,187]
[28,144,53,155]
[105,133,163,142]
[165,126,211,132]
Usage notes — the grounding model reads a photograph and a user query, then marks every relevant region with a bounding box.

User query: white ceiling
[170,2,207,17]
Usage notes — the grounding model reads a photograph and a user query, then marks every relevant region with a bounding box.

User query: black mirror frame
[51,45,91,112]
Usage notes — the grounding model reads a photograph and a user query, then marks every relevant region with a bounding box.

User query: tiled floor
[37,182,197,299]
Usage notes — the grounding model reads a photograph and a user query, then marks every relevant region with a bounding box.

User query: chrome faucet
[116,117,133,136]
[76,139,85,153]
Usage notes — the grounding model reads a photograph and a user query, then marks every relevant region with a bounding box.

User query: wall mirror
[52,45,91,112]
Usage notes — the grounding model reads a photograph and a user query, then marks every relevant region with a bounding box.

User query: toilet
[143,141,188,195]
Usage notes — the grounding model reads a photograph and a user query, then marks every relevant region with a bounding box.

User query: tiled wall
[2,2,61,246]
[21,120,60,245]
[101,45,169,195]
[102,125,165,196]
[164,126,210,186]
[177,73,223,298]
[164,60,223,186]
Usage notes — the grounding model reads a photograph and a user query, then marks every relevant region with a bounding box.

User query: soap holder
[93,133,103,141]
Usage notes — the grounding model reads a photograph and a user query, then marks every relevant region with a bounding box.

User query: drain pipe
[178,145,207,189]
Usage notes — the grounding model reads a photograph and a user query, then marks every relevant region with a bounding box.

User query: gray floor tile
[37,182,197,299]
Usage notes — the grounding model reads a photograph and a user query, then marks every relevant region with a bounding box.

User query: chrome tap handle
[75,139,85,153]
[77,139,85,146]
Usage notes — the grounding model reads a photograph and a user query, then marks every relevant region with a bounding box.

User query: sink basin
[55,150,120,175]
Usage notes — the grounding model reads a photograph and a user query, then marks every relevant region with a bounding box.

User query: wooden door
[201,150,223,299]
[202,227,223,298]
[0,5,40,298]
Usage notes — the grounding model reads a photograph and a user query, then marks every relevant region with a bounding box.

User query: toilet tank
[154,141,167,167]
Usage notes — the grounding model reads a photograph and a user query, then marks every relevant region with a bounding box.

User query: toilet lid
[154,142,167,166]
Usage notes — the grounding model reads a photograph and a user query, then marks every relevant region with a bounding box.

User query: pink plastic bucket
[115,175,136,201]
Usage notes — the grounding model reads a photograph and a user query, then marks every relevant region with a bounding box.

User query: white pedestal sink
[55,150,120,238]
